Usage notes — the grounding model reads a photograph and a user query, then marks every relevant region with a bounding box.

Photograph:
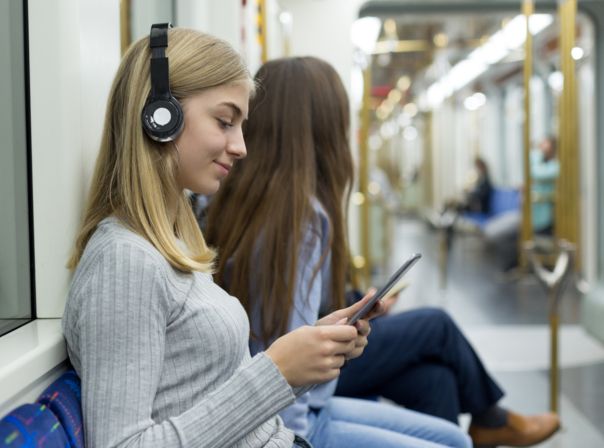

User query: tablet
[348,253,422,325]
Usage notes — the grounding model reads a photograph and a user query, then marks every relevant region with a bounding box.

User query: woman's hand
[316,289,384,360]
[318,288,386,325]
[265,324,358,387]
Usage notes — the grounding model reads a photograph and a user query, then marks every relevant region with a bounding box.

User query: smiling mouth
[215,161,232,174]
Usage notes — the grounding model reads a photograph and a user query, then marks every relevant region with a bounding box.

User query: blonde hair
[68,28,252,272]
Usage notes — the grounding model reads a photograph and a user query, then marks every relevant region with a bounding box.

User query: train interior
[1,0,603,446]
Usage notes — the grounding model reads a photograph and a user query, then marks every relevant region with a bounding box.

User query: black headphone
[141,23,184,142]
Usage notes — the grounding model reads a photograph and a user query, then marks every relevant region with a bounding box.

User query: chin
[196,183,221,196]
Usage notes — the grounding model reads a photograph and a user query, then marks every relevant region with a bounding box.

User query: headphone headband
[150,23,170,48]
[149,23,171,100]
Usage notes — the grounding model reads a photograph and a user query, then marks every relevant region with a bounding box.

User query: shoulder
[70,217,190,301]
[76,217,169,274]
[66,218,191,325]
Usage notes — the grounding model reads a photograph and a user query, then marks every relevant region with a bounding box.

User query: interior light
[447,59,487,90]
[368,181,382,195]
[403,103,418,117]
[529,14,554,35]
[351,17,381,54]
[464,92,487,111]
[403,126,418,141]
[388,89,403,103]
[397,76,411,91]
[433,33,449,48]
[502,15,526,49]
[548,71,563,92]
[427,82,445,108]
[352,193,365,206]
[279,12,292,25]
[397,113,411,127]
[384,18,398,38]
[571,46,584,60]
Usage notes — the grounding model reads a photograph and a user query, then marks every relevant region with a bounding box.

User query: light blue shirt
[530,149,559,231]
[246,199,336,437]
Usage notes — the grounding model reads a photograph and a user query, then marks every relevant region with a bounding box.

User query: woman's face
[174,81,249,194]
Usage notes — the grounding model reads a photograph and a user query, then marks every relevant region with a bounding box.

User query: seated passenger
[204,57,559,448]
[444,156,493,216]
[63,26,374,448]
[462,157,494,214]
[486,135,559,271]
[207,57,473,448]
[336,292,560,447]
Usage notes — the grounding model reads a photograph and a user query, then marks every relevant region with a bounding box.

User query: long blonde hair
[68,28,252,272]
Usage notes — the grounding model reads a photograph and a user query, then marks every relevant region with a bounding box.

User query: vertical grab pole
[556,0,581,269]
[358,66,372,287]
[120,0,132,56]
[549,289,560,413]
[520,0,535,268]
[257,0,268,63]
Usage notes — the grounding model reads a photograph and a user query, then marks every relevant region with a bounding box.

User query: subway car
[1,0,603,446]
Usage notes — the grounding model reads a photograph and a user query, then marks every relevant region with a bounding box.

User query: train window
[0,0,33,336]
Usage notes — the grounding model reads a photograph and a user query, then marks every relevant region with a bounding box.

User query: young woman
[63,27,382,448]
[206,56,472,448]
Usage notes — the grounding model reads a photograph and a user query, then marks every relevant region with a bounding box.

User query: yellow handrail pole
[119,0,131,56]
[359,67,372,287]
[520,0,535,267]
[556,0,581,270]
[257,0,268,63]
[423,112,434,209]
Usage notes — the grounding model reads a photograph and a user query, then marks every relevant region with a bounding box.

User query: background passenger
[63,27,374,448]
[530,136,559,235]
[206,56,471,448]
[461,156,494,214]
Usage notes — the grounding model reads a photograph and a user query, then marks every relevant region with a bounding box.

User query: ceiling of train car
[368,11,524,106]
[363,3,564,116]
[370,13,509,90]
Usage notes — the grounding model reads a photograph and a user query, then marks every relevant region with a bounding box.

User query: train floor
[384,215,604,447]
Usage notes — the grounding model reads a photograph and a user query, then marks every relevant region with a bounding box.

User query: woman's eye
[217,118,233,129]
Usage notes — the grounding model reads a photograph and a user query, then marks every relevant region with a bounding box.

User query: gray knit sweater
[62,217,297,447]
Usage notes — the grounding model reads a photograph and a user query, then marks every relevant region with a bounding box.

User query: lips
[214,161,232,175]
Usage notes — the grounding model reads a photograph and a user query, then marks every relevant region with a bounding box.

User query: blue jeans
[307,397,471,448]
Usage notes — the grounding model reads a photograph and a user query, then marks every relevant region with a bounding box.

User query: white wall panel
[29,0,120,317]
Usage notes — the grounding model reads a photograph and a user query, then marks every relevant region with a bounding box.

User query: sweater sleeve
[71,241,294,448]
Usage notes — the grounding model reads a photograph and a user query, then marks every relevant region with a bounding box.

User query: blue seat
[463,188,520,231]
[0,403,70,447]
[36,370,84,448]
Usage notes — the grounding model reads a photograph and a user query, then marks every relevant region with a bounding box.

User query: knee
[416,307,455,328]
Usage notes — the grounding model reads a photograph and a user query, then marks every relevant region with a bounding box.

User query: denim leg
[336,307,504,416]
[307,397,471,448]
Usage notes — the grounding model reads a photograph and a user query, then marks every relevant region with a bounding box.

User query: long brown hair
[68,28,252,272]
[206,57,353,343]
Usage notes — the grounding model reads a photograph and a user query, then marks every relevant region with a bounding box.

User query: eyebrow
[219,102,248,120]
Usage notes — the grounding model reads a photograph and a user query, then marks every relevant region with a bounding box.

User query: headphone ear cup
[141,96,184,142]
